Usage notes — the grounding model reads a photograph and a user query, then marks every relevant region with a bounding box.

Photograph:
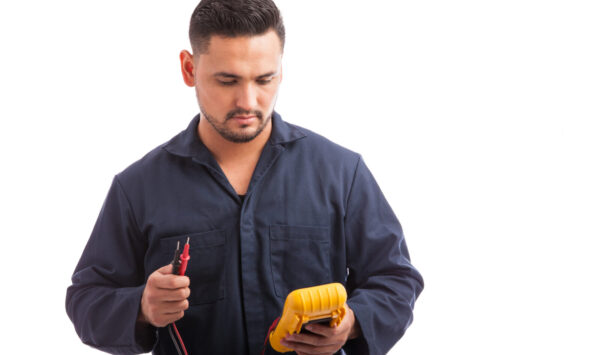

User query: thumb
[156,263,174,275]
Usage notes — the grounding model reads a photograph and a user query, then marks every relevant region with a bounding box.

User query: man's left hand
[280,304,360,355]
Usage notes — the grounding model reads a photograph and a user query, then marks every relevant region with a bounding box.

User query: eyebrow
[213,71,278,80]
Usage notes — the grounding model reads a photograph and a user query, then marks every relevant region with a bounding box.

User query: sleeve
[66,176,158,354]
[342,157,424,355]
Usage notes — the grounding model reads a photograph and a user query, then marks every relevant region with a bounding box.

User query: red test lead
[178,237,190,276]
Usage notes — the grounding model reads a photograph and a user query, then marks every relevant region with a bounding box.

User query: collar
[163,111,307,159]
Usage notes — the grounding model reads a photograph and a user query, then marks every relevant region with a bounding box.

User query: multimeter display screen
[300,318,332,334]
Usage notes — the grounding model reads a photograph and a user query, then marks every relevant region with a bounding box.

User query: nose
[235,83,258,112]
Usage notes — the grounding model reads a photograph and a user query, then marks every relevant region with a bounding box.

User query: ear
[179,50,195,87]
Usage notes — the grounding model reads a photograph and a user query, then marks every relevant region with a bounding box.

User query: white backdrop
[1,1,599,354]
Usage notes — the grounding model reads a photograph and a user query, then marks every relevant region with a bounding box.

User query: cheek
[197,85,230,110]
[258,85,279,107]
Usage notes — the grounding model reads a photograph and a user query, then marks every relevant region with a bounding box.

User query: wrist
[346,305,362,340]
[137,310,147,324]
[137,299,149,325]
[348,321,362,339]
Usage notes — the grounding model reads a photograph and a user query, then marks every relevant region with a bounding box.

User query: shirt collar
[163,111,307,159]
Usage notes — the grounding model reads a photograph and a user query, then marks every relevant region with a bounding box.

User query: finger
[285,333,336,347]
[302,323,336,337]
[154,274,190,289]
[152,287,191,302]
[159,299,189,314]
[148,264,188,289]
[280,338,340,355]
[156,264,173,275]
[158,310,185,326]
[150,264,190,288]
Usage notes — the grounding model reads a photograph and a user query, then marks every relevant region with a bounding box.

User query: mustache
[226,109,263,120]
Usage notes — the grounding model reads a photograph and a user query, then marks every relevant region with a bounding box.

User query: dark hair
[189,0,285,53]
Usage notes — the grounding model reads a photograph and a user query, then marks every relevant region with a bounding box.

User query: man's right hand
[138,264,190,328]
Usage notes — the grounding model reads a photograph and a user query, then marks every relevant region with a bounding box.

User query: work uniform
[66,113,424,355]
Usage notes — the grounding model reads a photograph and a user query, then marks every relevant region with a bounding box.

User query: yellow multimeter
[269,283,347,353]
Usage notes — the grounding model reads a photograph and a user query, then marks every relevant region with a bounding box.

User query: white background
[1,0,599,354]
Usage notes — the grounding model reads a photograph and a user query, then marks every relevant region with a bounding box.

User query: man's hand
[138,264,190,328]
[280,304,361,355]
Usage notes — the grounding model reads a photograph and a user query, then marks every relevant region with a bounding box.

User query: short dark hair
[189,0,285,54]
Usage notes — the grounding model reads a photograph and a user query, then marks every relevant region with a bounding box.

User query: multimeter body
[269,282,347,353]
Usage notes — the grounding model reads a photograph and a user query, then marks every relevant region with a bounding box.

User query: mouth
[231,115,257,124]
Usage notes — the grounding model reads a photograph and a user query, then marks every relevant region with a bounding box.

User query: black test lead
[171,241,181,274]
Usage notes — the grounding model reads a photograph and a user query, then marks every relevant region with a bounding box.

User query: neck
[197,116,272,165]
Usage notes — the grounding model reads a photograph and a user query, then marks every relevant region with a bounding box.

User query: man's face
[183,30,283,143]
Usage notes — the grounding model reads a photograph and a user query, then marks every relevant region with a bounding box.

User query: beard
[200,106,272,143]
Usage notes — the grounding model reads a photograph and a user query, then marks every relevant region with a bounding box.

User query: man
[66,0,424,354]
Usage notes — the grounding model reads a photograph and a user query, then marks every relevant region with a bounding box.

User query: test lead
[178,237,190,276]
[171,241,181,274]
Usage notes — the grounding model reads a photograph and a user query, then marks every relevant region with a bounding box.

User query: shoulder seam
[114,175,145,242]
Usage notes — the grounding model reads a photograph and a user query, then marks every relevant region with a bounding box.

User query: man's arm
[271,156,423,355]
[65,176,157,354]
[342,156,424,355]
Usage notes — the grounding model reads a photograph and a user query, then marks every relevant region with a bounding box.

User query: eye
[257,78,273,85]
[218,80,237,86]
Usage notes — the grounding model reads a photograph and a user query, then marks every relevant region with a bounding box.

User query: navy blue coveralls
[66,112,424,355]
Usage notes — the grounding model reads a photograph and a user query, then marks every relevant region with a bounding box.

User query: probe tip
[186,237,190,244]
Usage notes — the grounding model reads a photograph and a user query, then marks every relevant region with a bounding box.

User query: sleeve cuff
[131,285,158,353]
[344,301,373,355]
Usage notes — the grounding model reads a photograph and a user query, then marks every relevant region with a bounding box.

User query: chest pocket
[269,225,332,298]
[159,230,227,305]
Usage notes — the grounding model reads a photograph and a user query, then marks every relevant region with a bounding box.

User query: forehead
[196,30,282,76]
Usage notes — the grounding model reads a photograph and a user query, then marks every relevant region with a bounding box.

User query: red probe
[178,237,190,276]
